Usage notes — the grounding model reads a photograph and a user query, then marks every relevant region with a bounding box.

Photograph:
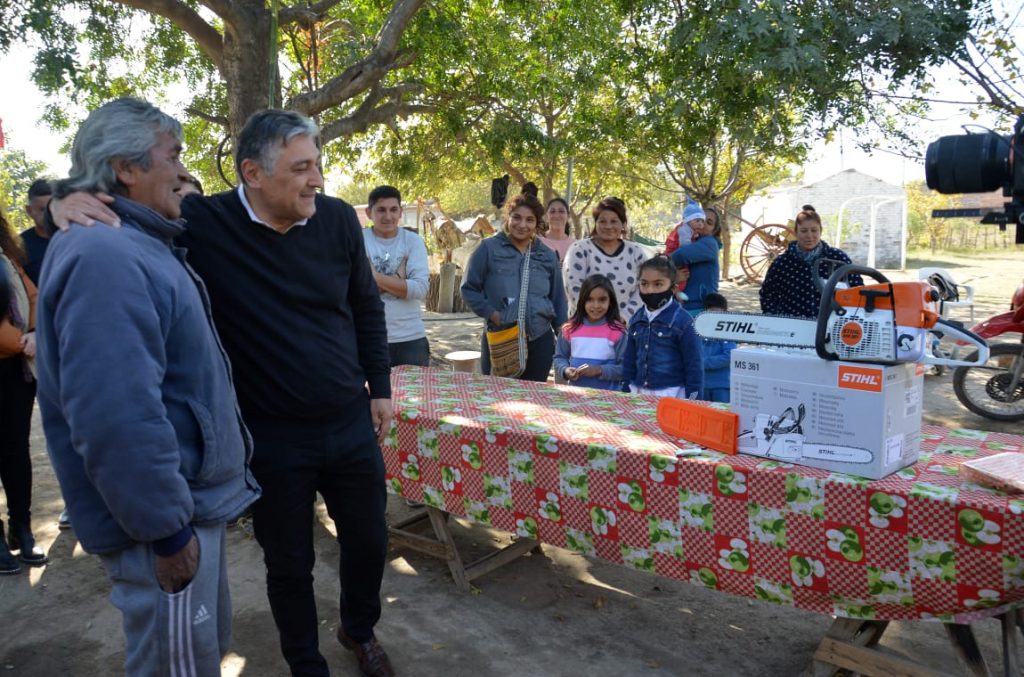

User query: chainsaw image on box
[695,264,989,368]
[740,402,875,464]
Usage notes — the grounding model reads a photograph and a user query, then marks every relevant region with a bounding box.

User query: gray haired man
[55,108,396,677]
[36,98,261,675]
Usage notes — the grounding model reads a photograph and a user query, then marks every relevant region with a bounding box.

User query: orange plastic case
[656,397,739,455]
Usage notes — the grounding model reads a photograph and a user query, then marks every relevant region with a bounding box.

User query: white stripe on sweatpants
[183,586,195,675]
[168,586,197,677]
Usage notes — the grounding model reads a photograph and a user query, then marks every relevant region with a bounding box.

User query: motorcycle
[952,278,1024,421]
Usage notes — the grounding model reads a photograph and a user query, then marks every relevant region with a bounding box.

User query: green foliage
[357,0,643,223]
[1,0,988,220]
[0,149,52,231]
[621,0,978,198]
[904,180,1011,252]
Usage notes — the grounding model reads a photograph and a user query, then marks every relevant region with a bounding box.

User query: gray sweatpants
[100,524,231,677]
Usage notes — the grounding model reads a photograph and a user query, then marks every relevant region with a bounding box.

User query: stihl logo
[840,322,864,347]
[838,366,883,392]
[714,320,757,334]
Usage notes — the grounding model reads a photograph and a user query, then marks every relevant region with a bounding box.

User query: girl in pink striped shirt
[554,274,627,390]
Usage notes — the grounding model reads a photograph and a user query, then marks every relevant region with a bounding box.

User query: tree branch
[279,0,346,27]
[319,84,433,143]
[501,161,529,188]
[614,171,681,195]
[287,0,426,116]
[951,57,1021,115]
[114,0,224,72]
[184,106,229,127]
[195,0,243,28]
[283,26,314,91]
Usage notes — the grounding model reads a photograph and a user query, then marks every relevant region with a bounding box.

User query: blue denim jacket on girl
[622,300,704,398]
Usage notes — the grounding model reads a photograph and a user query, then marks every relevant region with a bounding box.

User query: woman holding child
[668,202,722,314]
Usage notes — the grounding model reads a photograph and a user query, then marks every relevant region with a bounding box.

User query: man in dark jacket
[20,178,53,286]
[53,109,395,677]
[35,98,261,676]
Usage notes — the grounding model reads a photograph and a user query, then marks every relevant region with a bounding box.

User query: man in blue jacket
[52,108,395,677]
[35,98,261,676]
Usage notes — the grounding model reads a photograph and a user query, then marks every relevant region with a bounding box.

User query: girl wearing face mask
[621,256,704,400]
[562,197,647,323]
[758,205,862,319]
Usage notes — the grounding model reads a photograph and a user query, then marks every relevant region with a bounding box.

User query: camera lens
[925,132,1010,194]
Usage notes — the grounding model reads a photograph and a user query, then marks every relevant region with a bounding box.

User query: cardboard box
[730,347,923,479]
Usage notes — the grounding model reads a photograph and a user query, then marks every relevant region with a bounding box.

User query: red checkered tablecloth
[382,366,1024,623]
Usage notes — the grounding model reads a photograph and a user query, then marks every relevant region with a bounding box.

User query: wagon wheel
[740,223,794,283]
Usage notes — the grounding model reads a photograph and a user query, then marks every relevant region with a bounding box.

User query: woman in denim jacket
[622,256,703,399]
[461,192,568,381]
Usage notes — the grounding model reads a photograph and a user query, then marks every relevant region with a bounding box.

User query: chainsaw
[696,264,989,368]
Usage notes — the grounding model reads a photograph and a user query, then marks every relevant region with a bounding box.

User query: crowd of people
[0,94,861,677]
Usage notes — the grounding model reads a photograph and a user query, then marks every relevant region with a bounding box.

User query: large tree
[618,0,981,274]
[359,0,651,232]
[1,0,436,181]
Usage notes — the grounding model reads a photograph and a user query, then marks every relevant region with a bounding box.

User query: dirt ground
[2,251,1022,676]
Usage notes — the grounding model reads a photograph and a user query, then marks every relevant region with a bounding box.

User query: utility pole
[565,157,574,203]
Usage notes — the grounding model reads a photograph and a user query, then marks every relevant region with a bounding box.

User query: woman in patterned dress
[562,197,647,323]
[758,205,862,319]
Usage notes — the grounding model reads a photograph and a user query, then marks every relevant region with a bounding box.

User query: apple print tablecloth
[382,366,1024,623]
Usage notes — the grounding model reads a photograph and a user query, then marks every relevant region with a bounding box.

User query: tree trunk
[222,13,276,142]
[720,198,732,280]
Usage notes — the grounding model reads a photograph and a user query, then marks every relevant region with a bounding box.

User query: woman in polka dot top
[562,197,647,323]
[758,205,863,319]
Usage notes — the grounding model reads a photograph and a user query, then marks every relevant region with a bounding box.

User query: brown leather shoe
[337,629,396,677]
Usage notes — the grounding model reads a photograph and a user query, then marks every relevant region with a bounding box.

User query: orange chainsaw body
[832,281,940,329]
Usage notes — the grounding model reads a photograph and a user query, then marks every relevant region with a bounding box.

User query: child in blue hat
[664,197,706,301]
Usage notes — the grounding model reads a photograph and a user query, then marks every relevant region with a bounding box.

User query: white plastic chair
[919,267,975,324]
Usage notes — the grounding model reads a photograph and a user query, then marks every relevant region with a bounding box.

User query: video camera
[925,112,1024,244]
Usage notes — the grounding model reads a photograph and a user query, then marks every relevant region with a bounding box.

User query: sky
[0,14,1019,191]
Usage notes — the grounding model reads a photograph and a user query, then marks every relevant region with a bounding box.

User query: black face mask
[640,289,674,311]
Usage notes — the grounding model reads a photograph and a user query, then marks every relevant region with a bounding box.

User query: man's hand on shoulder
[51,192,120,231]
[370,398,394,446]
[154,532,199,593]
[20,332,36,358]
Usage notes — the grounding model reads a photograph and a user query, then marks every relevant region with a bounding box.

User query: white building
[742,169,907,270]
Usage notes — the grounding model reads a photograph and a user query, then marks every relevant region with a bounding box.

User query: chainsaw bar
[694,311,818,349]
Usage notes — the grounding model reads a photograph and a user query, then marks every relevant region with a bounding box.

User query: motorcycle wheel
[952,343,1024,422]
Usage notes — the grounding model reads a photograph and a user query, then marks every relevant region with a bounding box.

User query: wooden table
[382,366,1024,674]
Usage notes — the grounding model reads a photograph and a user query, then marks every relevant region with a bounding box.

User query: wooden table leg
[811,617,962,677]
[1000,612,1019,677]
[812,618,886,676]
[463,537,539,583]
[423,506,471,592]
[946,623,992,677]
[388,505,541,591]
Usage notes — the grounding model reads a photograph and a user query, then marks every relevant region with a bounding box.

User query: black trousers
[248,398,388,677]
[480,328,555,382]
[0,358,35,526]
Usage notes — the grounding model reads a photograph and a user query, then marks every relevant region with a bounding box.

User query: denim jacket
[461,232,567,339]
[622,301,704,397]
